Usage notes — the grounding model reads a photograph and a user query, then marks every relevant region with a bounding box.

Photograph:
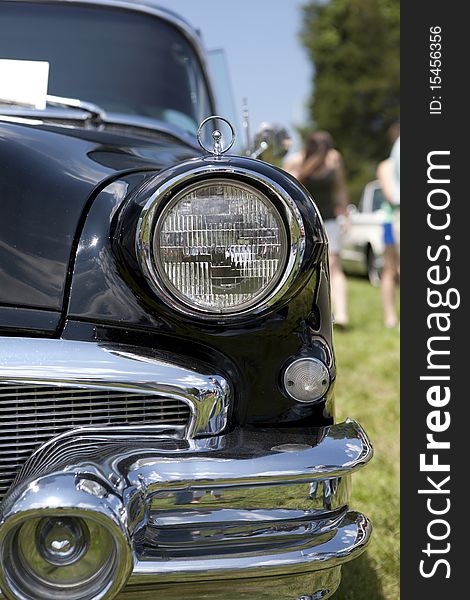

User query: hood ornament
[197,115,235,157]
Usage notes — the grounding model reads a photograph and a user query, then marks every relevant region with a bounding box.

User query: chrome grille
[0,384,191,500]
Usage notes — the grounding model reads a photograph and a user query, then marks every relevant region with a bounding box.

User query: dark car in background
[0,2,372,599]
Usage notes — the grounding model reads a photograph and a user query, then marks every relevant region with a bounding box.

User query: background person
[284,131,350,328]
[377,132,400,328]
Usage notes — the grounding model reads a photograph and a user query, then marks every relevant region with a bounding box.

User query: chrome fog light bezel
[0,507,133,600]
[136,164,306,320]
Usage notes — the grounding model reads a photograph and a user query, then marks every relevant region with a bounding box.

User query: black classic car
[0,2,372,599]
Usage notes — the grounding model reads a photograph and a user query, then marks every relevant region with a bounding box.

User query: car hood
[0,120,200,322]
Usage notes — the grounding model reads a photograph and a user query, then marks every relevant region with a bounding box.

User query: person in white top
[377,129,400,328]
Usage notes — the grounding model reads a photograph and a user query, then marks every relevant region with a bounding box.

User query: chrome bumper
[0,419,372,600]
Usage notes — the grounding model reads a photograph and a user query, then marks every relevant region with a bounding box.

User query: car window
[0,2,212,135]
[372,185,386,211]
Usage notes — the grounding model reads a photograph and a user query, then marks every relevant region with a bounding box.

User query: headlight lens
[153,179,288,313]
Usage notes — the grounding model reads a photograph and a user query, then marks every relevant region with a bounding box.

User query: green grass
[333,277,399,600]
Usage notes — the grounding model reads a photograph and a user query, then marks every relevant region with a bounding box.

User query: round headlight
[152,179,288,314]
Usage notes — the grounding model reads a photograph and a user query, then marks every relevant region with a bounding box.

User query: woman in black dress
[285,131,350,328]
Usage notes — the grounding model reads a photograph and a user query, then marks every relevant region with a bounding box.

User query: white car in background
[341,180,386,285]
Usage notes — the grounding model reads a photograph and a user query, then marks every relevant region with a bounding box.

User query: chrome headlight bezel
[136,164,306,320]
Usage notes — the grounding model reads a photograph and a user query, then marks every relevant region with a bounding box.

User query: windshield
[0,2,213,135]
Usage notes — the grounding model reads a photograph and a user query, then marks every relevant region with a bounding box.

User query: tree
[300,0,400,199]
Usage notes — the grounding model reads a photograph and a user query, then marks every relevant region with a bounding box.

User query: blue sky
[155,0,312,151]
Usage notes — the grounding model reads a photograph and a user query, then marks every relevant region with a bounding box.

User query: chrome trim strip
[121,569,343,600]
[125,419,372,492]
[132,511,371,582]
[0,338,230,437]
[0,567,344,600]
[14,419,372,494]
[136,163,306,320]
